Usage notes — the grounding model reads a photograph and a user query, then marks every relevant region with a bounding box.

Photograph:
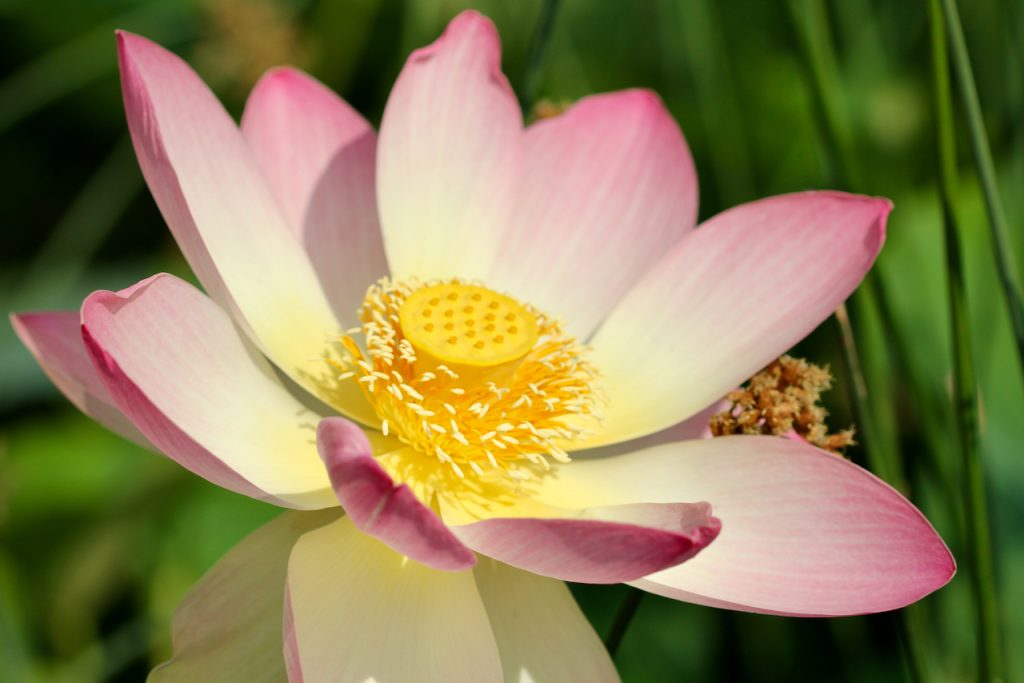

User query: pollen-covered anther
[710,355,855,453]
[331,278,603,480]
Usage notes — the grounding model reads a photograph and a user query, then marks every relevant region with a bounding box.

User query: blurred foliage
[1,0,1022,681]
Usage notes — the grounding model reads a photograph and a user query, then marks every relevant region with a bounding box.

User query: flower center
[397,282,539,384]
[333,278,602,481]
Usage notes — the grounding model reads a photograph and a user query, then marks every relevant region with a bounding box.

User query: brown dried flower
[709,355,855,453]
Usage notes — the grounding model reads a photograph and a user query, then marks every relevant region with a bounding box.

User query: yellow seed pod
[398,283,539,377]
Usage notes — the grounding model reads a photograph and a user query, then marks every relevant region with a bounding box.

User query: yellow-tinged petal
[285,515,502,682]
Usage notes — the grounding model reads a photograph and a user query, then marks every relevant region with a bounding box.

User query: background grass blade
[938,0,1024,380]
[930,1,1006,680]
[519,0,563,115]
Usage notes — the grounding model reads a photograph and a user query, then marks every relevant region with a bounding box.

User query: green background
[1,0,1022,681]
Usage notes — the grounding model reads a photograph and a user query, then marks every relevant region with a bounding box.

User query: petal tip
[115,28,154,60]
[250,64,314,95]
[446,9,499,37]
[409,9,503,69]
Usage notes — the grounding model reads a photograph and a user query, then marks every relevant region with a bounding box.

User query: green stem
[519,0,563,115]
[929,2,1005,680]
[939,0,1024,379]
[604,588,644,658]
[832,297,894,483]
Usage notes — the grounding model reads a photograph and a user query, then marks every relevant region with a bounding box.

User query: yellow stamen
[332,278,602,482]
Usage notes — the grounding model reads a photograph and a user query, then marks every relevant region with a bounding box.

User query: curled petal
[449,499,719,584]
[317,417,476,571]
[83,274,337,509]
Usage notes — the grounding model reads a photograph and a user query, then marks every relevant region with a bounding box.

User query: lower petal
[150,509,338,683]
[285,515,502,682]
[534,435,955,615]
[473,558,619,683]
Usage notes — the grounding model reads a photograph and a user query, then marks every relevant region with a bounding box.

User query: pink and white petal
[473,558,619,683]
[10,311,151,449]
[82,273,339,509]
[449,499,719,584]
[118,33,371,423]
[241,67,388,326]
[376,10,522,281]
[285,515,502,682]
[316,417,475,571]
[489,90,698,339]
[533,436,955,616]
[150,510,338,683]
[584,191,889,447]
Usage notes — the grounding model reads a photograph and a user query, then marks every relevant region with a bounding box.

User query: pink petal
[241,67,388,327]
[10,311,151,448]
[376,10,522,281]
[316,417,476,571]
[473,558,620,682]
[585,191,889,447]
[534,436,955,615]
[117,32,372,424]
[285,515,502,681]
[82,273,338,510]
[450,500,719,584]
[489,89,698,339]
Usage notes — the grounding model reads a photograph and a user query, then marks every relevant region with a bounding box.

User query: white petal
[473,558,619,683]
[285,515,502,682]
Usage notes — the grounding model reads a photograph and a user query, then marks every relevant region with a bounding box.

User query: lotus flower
[11,10,954,681]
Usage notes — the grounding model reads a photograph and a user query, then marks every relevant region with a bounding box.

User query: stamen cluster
[332,279,604,480]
